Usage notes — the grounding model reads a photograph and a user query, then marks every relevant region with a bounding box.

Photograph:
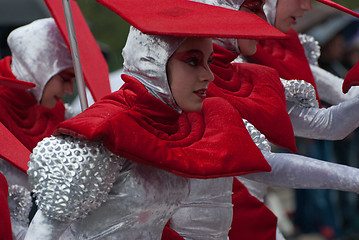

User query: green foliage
[334,0,359,9]
[76,0,130,72]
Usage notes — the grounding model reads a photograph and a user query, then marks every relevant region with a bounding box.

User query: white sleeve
[288,95,359,140]
[25,211,72,240]
[243,151,359,193]
[311,64,359,105]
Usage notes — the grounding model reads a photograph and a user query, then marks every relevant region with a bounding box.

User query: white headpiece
[122,27,185,113]
[263,0,278,26]
[8,18,73,103]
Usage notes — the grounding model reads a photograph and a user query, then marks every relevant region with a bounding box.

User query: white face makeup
[167,37,214,112]
[40,68,75,108]
[275,0,312,33]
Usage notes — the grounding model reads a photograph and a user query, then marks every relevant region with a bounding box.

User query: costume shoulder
[56,78,136,140]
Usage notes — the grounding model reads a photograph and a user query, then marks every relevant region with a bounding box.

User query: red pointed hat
[342,61,359,93]
[316,0,359,19]
[0,76,35,90]
[96,0,287,39]
[44,0,111,102]
[0,122,30,173]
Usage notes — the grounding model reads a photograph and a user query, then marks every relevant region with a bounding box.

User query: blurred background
[1,0,359,239]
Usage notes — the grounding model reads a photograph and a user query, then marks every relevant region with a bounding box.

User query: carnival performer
[0,0,111,237]
[161,1,359,240]
[24,0,283,239]
[250,0,359,140]
[0,18,75,152]
[246,1,359,237]
[0,18,75,240]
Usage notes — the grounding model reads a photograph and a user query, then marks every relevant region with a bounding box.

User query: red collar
[56,75,271,178]
[208,44,297,153]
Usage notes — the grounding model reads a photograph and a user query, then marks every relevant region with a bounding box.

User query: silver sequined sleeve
[282,79,359,140]
[28,135,124,222]
[243,151,359,193]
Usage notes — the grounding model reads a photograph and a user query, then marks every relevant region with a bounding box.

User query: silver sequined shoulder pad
[8,185,32,226]
[281,79,319,108]
[28,135,125,222]
[298,33,321,66]
[243,119,271,152]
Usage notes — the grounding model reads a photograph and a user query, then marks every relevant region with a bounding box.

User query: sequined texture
[28,135,123,222]
[281,79,319,108]
[298,33,321,66]
[122,27,184,113]
[243,119,271,152]
[8,185,32,226]
[236,119,271,202]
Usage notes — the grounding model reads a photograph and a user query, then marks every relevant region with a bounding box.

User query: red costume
[56,75,271,178]
[0,56,65,152]
[0,173,12,240]
[252,28,321,103]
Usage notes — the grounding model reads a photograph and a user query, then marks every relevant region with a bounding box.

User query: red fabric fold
[229,178,277,240]
[0,173,13,240]
[0,56,66,152]
[208,44,297,153]
[252,28,321,105]
[0,122,31,173]
[343,60,359,93]
[56,75,271,178]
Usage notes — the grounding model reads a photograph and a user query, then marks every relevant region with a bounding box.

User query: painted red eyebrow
[173,49,213,68]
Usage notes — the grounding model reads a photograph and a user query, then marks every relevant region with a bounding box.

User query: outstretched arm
[282,78,359,140]
[243,151,359,193]
[288,95,359,140]
[311,64,359,105]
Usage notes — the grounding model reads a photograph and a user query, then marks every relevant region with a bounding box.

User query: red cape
[252,28,321,105]
[0,56,66,152]
[55,75,271,178]
[209,44,297,153]
[0,173,12,240]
